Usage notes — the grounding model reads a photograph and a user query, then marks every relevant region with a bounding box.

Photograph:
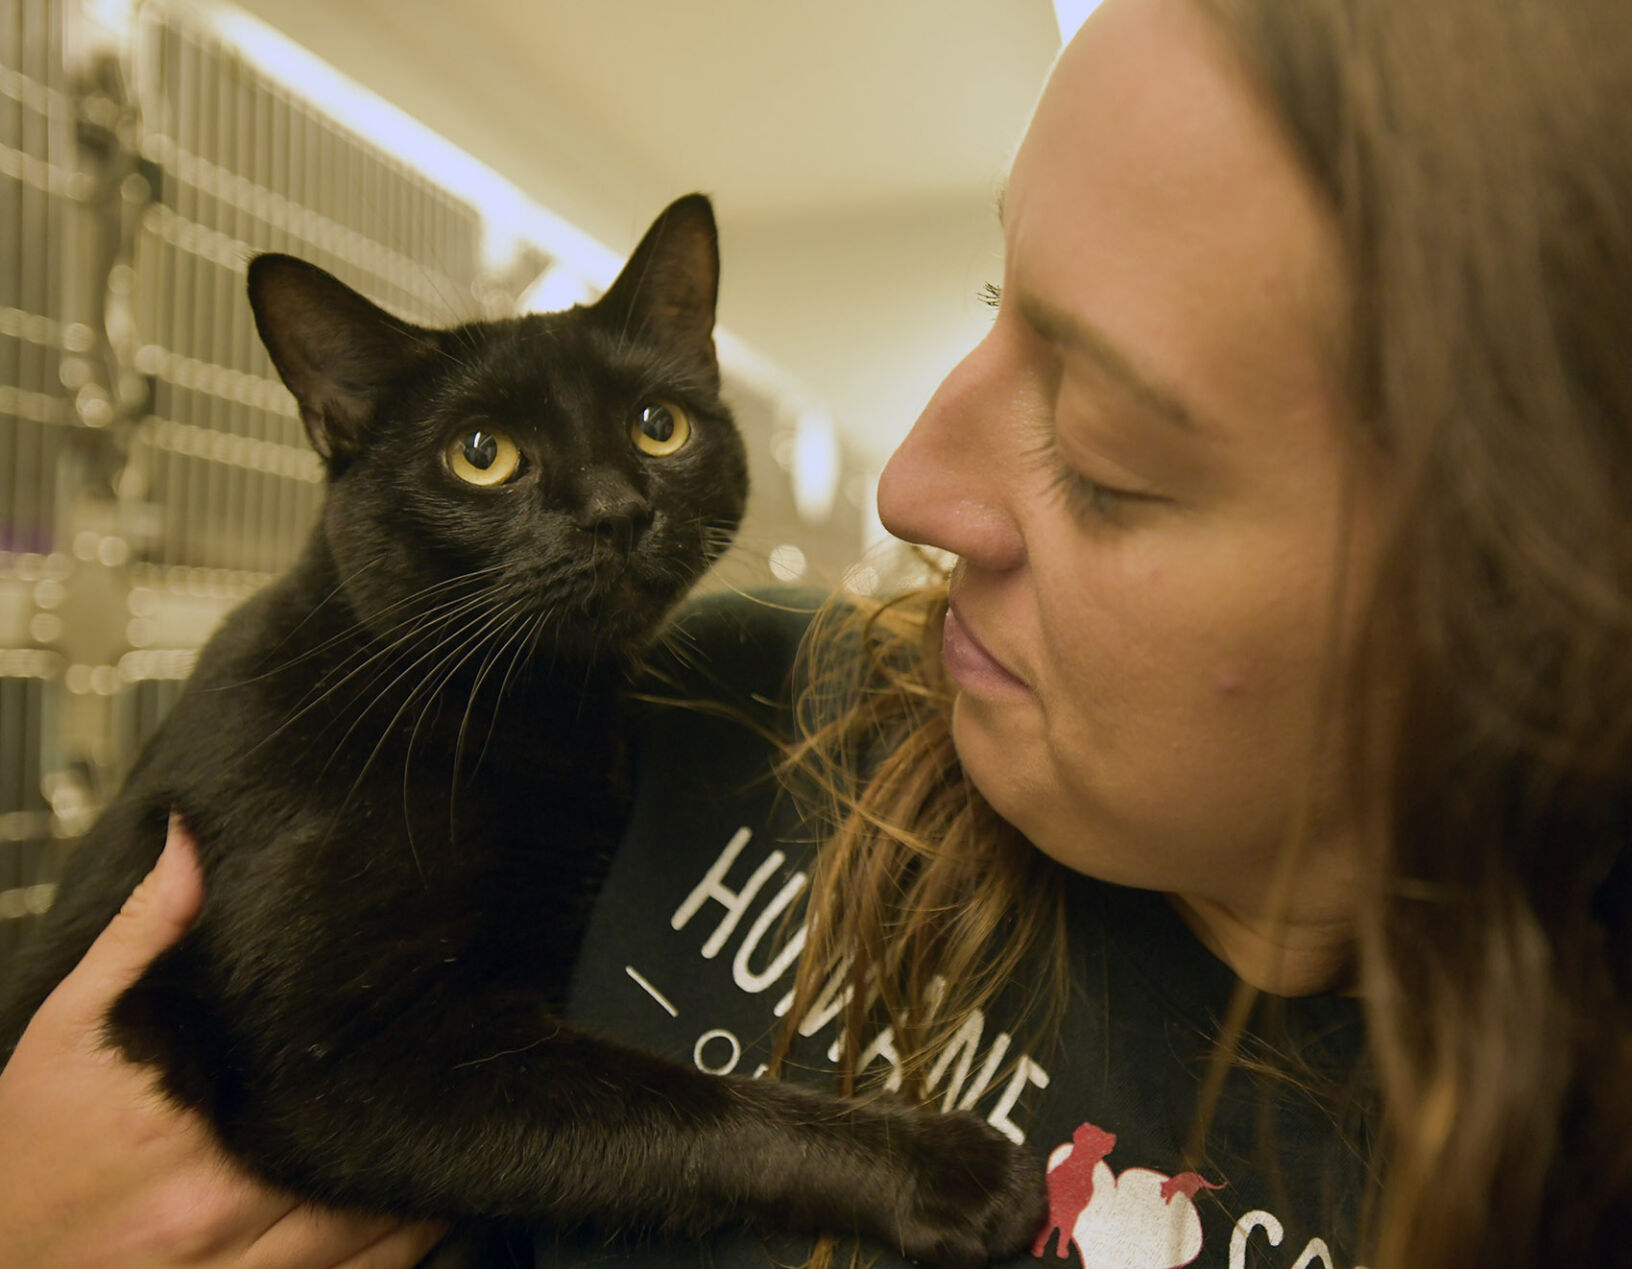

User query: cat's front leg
[715,1067,1047,1268]
[111,961,1041,1269]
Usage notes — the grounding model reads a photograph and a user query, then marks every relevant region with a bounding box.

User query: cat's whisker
[214,557,395,691]
[250,554,388,668]
[401,602,530,875]
[303,565,512,645]
[572,648,605,719]
[321,595,516,781]
[331,597,524,870]
[267,599,481,706]
[242,567,513,686]
[313,585,507,688]
[291,594,504,773]
[399,627,496,827]
[513,605,556,689]
[424,599,534,795]
[641,623,707,685]
[451,599,534,777]
[458,603,541,791]
[257,591,503,755]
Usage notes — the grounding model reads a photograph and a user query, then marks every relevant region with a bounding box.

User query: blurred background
[0,0,1081,952]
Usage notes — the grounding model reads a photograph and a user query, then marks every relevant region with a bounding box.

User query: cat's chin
[593,589,691,655]
[526,578,695,664]
[545,553,706,638]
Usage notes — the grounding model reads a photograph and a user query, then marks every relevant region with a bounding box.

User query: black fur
[0,195,1043,1266]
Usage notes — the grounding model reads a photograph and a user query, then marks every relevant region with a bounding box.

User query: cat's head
[247,194,748,663]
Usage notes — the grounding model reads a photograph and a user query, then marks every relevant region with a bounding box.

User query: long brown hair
[774,585,1071,1098]
[1200,1,1632,1263]
[781,2,1632,1265]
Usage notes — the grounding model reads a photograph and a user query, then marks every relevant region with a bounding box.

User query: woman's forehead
[1007,0,1351,446]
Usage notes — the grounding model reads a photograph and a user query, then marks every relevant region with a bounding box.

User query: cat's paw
[889,1110,1046,1268]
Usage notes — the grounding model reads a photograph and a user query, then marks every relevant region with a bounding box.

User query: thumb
[54,815,205,1032]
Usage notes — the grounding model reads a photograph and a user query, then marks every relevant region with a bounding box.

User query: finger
[248,1203,449,1269]
[50,815,205,1035]
[341,1221,451,1269]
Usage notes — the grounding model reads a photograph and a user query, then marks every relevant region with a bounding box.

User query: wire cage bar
[0,0,484,958]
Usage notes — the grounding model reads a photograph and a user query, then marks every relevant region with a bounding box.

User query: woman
[3,0,1627,1265]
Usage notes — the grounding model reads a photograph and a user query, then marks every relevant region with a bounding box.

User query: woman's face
[877,0,1380,986]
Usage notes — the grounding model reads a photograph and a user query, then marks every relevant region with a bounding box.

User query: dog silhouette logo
[1032,1122,1223,1269]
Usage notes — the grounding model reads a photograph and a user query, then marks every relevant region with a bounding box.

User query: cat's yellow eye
[445,428,522,486]
[630,400,692,457]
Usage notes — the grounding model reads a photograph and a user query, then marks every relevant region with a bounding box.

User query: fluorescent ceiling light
[1052,0,1104,42]
[206,5,620,283]
[791,410,841,524]
[165,0,829,417]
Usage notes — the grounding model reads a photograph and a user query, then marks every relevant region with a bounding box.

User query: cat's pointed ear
[247,254,435,463]
[594,194,720,375]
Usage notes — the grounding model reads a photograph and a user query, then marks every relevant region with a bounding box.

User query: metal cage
[0,0,485,957]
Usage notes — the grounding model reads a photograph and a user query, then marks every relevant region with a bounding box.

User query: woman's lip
[942,602,1030,696]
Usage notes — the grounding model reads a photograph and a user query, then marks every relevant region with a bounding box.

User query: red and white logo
[1032,1122,1223,1269]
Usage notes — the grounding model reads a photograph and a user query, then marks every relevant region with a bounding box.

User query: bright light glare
[767,544,807,583]
[195,2,823,434]
[791,411,841,524]
[1052,0,1104,42]
[841,563,880,597]
[516,265,596,314]
[208,8,622,283]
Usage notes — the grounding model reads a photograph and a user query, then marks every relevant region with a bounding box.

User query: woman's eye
[1058,469,1135,521]
[1042,426,1160,526]
[630,400,692,457]
[445,428,522,486]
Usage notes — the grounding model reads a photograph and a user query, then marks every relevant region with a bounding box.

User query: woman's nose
[876,336,1027,573]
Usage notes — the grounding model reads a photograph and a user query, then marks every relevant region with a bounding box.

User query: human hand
[0,817,448,1268]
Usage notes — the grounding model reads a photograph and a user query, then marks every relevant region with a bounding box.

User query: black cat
[0,196,1042,1266]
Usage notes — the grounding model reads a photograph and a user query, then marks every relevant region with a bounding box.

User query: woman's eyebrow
[994,184,1211,433]
[1016,287,1205,433]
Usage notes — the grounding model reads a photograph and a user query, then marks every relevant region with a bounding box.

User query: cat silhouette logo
[1031,1122,1223,1269]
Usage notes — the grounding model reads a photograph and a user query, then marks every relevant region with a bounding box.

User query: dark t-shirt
[538,591,1371,1269]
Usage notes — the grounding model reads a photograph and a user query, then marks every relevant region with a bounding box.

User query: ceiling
[218,0,1065,472]
[230,0,1063,240]
[450,0,1063,224]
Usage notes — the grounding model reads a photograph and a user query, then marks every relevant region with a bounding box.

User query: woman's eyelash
[1052,464,1135,522]
[1035,423,1162,526]
[995,284,1160,525]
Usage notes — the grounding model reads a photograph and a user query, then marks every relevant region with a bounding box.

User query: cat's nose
[575,477,653,557]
